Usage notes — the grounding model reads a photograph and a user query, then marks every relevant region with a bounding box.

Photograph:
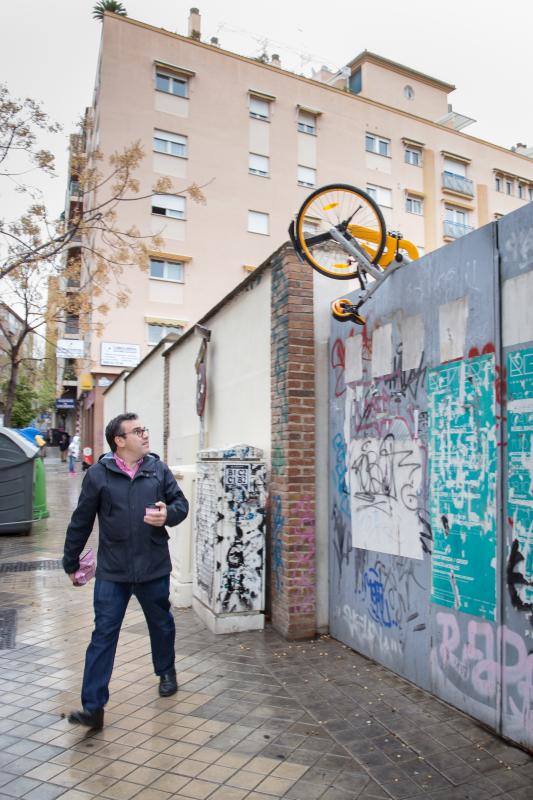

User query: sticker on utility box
[224,464,251,490]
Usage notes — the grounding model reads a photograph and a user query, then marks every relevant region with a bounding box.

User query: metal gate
[328,203,533,750]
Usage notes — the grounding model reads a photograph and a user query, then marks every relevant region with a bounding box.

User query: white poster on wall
[57,339,84,359]
[101,342,140,368]
[348,434,424,559]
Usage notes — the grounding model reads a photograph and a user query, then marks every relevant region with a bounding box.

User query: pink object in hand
[74,549,96,586]
[145,504,159,516]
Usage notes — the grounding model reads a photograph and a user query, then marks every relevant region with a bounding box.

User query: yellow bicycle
[288,183,419,324]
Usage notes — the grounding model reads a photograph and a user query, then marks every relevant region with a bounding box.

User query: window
[249,153,269,177]
[302,219,319,235]
[529,187,533,202]
[65,314,79,335]
[248,210,269,235]
[365,134,391,157]
[495,176,502,192]
[506,179,514,196]
[443,157,466,178]
[297,165,316,188]
[149,258,184,282]
[367,184,392,208]
[404,85,415,100]
[148,323,183,346]
[405,147,422,166]
[297,110,317,135]
[349,68,362,94]
[406,195,423,215]
[518,184,525,200]
[153,130,187,158]
[151,194,186,219]
[249,96,270,120]
[445,206,468,225]
[155,70,188,98]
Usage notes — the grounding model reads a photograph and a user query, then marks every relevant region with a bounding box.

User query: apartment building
[73,9,533,454]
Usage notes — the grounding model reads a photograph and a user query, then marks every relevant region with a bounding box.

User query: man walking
[62,413,189,730]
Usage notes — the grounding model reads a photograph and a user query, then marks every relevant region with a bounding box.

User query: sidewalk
[0,456,531,800]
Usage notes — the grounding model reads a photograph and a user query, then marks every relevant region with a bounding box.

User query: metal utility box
[0,428,39,535]
[193,444,266,633]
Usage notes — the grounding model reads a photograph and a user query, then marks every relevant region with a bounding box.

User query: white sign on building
[56,339,84,359]
[101,341,141,368]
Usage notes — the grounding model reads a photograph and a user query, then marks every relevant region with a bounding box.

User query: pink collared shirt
[113,453,143,480]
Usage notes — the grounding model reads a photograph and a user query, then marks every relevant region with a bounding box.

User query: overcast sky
[1,0,532,222]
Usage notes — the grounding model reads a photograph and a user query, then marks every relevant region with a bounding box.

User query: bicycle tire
[295,183,387,280]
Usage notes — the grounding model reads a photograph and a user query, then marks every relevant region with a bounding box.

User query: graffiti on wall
[271,264,289,478]
[432,611,533,738]
[348,432,424,559]
[289,496,315,614]
[506,347,533,619]
[195,460,266,614]
[428,354,497,620]
[194,464,218,604]
[217,463,265,613]
[271,494,284,593]
[354,549,427,634]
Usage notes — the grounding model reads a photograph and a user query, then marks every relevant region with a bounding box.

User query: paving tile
[23,784,66,800]
[151,774,191,793]
[1,460,533,800]
[255,775,295,795]
[0,776,42,798]
[100,781,144,799]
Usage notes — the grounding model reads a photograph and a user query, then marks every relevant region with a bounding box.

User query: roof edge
[347,49,455,93]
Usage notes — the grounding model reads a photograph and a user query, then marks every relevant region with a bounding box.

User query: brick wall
[270,245,316,639]
[163,353,170,463]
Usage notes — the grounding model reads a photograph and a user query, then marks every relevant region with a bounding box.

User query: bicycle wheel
[295,184,386,280]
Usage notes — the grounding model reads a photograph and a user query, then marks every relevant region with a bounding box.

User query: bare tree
[0,84,208,424]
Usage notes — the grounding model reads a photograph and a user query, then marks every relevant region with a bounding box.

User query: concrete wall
[166,269,271,465]
[102,373,127,435]
[328,202,533,751]
[125,342,169,457]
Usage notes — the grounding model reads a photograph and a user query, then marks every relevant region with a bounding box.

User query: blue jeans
[81,576,175,712]
[68,454,76,472]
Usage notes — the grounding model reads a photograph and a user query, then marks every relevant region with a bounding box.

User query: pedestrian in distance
[68,434,80,474]
[62,412,189,730]
[58,430,70,462]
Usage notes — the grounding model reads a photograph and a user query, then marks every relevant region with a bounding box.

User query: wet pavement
[0,453,532,800]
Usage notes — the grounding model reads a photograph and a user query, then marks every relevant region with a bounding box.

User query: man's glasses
[118,427,149,438]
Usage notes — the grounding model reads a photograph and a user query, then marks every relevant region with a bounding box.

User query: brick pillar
[270,245,316,639]
[163,353,170,463]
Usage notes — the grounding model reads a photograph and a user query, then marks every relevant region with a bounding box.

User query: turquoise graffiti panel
[428,354,497,620]
[507,348,533,606]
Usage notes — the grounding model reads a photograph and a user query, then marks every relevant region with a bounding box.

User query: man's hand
[68,573,77,585]
[144,501,167,527]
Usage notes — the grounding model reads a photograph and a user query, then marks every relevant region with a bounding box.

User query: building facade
[75,9,533,454]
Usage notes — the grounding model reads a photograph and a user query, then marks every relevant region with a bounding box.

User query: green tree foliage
[9,376,35,428]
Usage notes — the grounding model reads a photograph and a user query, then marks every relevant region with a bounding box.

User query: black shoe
[159,670,178,697]
[68,708,104,730]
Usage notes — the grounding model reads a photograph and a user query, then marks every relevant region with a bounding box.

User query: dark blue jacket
[63,452,189,583]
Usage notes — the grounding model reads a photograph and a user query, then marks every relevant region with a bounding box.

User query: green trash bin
[33,456,49,520]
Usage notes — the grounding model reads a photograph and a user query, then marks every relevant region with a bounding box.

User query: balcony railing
[443,220,474,239]
[442,172,474,196]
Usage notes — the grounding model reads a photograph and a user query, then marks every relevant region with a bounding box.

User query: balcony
[442,171,474,197]
[443,220,474,239]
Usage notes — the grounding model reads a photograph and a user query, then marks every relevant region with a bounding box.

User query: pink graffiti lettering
[435,611,533,734]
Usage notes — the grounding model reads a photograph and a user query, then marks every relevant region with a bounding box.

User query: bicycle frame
[328,225,413,309]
